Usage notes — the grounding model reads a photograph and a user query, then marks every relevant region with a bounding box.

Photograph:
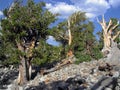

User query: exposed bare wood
[111,21,119,30]
[16,40,24,52]
[17,57,27,85]
[106,19,112,31]
[17,71,21,85]
[29,64,32,80]
[102,15,106,29]
[26,39,35,80]
[8,2,15,15]
[112,31,120,41]
[68,18,72,46]
[67,50,73,57]
[26,40,35,58]
[97,16,120,52]
[97,17,107,33]
[40,55,74,75]
[16,38,36,84]
[16,40,25,85]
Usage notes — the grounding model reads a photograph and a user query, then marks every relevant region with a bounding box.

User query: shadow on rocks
[31,61,59,80]
[26,75,87,90]
[0,69,18,89]
[91,76,117,90]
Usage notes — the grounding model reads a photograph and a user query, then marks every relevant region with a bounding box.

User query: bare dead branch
[106,19,112,31]
[112,21,119,30]
[97,15,120,51]
[67,19,72,45]
[40,55,74,75]
[102,15,106,25]
[97,16,106,31]
[112,31,120,41]
[109,20,119,33]
[68,18,71,28]
[8,3,15,13]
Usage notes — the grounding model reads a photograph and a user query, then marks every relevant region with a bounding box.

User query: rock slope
[26,59,120,90]
[1,58,120,90]
[106,41,120,65]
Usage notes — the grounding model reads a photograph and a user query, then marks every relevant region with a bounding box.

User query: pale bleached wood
[97,16,120,51]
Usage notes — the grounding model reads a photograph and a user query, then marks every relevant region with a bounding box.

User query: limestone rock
[106,42,120,65]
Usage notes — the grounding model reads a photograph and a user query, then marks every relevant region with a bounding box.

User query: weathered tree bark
[66,12,80,57]
[27,60,32,80]
[16,39,35,85]
[40,55,74,75]
[66,18,73,57]
[97,15,120,52]
[16,41,26,85]
[17,56,28,85]
[25,59,31,80]
[26,40,35,80]
[68,19,72,46]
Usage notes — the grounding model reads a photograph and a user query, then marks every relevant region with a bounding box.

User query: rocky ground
[1,38,120,90]
[26,59,120,90]
[0,65,18,89]
[1,58,120,90]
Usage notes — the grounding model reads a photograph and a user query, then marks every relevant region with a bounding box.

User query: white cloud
[109,0,120,8]
[0,11,3,16]
[70,0,110,18]
[46,2,78,18]
[86,13,96,18]
[46,0,120,19]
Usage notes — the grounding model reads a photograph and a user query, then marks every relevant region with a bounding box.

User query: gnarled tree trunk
[68,19,72,46]
[16,39,35,85]
[17,56,27,85]
[66,18,73,58]
[16,41,28,85]
[97,15,120,53]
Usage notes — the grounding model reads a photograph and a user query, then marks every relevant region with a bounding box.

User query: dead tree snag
[97,15,120,52]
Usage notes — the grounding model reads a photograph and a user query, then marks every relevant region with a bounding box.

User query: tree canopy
[1,0,117,85]
[50,12,103,63]
[0,0,58,85]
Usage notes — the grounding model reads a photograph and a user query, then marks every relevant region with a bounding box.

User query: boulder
[106,41,120,65]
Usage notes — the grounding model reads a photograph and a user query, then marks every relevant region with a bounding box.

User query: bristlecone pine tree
[0,0,56,85]
[51,11,102,62]
[97,15,120,53]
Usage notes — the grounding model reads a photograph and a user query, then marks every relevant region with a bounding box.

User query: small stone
[115,86,120,90]
[117,83,120,86]
[105,87,112,90]
[117,78,120,82]
[112,71,119,77]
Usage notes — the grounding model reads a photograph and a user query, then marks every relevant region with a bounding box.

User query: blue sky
[0,0,120,45]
